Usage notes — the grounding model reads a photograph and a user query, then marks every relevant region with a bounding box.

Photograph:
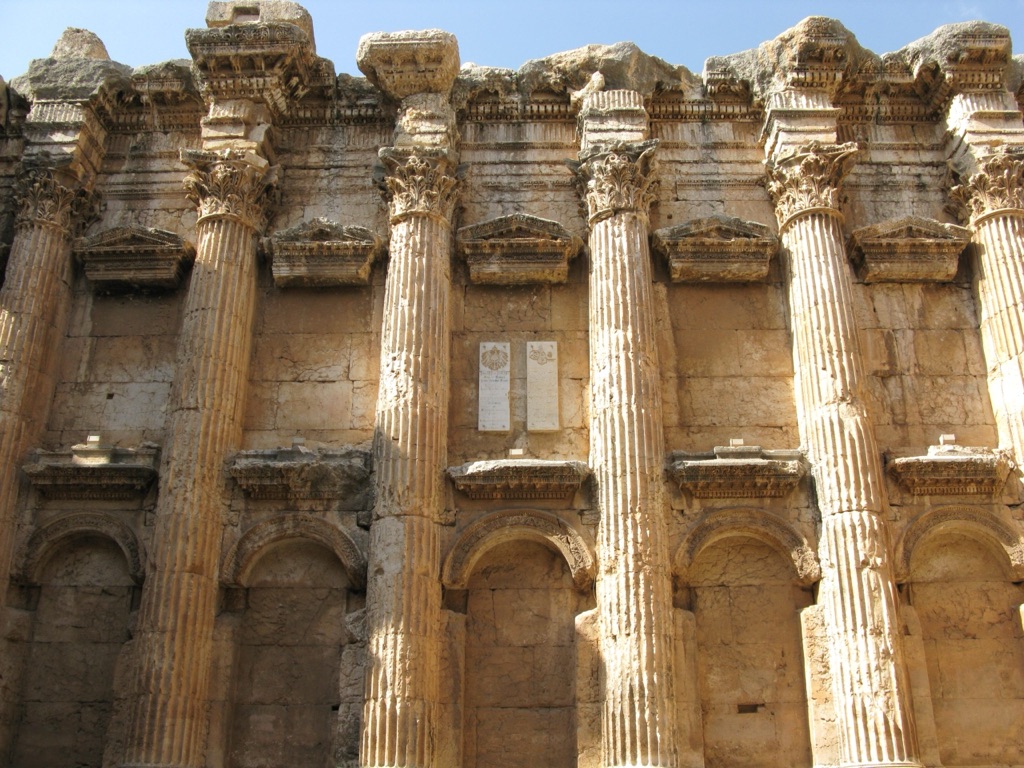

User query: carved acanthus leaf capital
[948,145,1024,224]
[15,167,99,236]
[573,139,659,225]
[181,149,278,231]
[765,141,859,227]
[377,148,460,225]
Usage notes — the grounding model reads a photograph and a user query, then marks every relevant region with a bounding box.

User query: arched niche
[20,512,145,585]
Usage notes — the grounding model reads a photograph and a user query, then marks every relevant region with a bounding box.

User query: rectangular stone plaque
[527,341,559,431]
[478,342,510,431]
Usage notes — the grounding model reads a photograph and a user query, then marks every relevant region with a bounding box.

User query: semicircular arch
[20,512,145,585]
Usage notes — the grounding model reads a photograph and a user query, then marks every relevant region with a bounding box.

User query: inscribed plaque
[478,342,511,431]
[527,341,559,431]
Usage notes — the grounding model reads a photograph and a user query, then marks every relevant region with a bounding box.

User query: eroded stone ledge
[848,216,970,283]
[668,445,805,498]
[447,459,590,500]
[887,444,1011,495]
[23,439,159,499]
[456,213,582,284]
[264,218,383,287]
[230,442,372,501]
[75,225,195,291]
[651,215,777,282]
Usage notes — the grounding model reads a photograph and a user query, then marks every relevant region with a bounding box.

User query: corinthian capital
[181,149,278,231]
[573,140,658,225]
[765,141,859,227]
[377,148,460,225]
[15,166,98,236]
[949,145,1024,225]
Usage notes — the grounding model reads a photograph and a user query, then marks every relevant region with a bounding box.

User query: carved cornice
[887,445,1010,496]
[651,215,778,283]
[448,459,590,500]
[230,444,372,503]
[377,148,460,225]
[668,445,806,498]
[14,166,98,236]
[572,139,659,225]
[181,149,278,230]
[357,30,460,100]
[949,145,1024,225]
[75,226,195,292]
[456,213,582,284]
[847,216,970,283]
[765,140,859,228]
[264,218,384,287]
[23,441,159,500]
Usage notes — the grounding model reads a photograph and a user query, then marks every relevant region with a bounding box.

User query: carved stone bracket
[264,218,384,287]
[356,30,460,99]
[887,445,1011,496]
[949,145,1024,225]
[847,216,970,283]
[75,226,195,292]
[181,148,278,231]
[765,141,859,228]
[651,215,778,282]
[668,445,806,498]
[15,165,99,236]
[571,140,659,225]
[230,443,372,503]
[456,213,583,285]
[447,459,590,500]
[377,148,460,225]
[23,441,159,500]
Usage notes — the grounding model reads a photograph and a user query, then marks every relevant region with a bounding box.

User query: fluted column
[360,149,458,768]
[767,141,920,768]
[950,147,1024,461]
[0,167,94,613]
[121,150,275,768]
[576,139,678,768]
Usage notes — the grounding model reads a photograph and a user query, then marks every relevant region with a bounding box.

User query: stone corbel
[230,442,372,503]
[456,213,583,285]
[668,445,805,498]
[847,216,970,283]
[886,444,1011,496]
[447,459,590,500]
[23,439,159,500]
[264,218,384,287]
[75,225,195,291]
[651,214,777,282]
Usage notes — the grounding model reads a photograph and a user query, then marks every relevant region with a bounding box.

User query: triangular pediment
[457,213,578,244]
[850,216,970,246]
[653,215,774,246]
[270,218,381,246]
[76,226,191,253]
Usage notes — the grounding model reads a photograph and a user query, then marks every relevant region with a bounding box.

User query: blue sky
[1,1,1022,80]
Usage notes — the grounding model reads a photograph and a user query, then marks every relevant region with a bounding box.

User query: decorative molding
[230,443,372,502]
[20,512,146,584]
[886,445,1010,496]
[264,218,384,287]
[356,30,460,100]
[572,140,659,225]
[847,216,970,283]
[442,508,595,591]
[181,148,278,231]
[377,148,460,225]
[221,513,367,589]
[651,215,777,283]
[447,459,590,500]
[456,213,582,284]
[668,445,805,498]
[75,225,195,291]
[14,166,98,236]
[23,441,159,500]
[949,145,1024,225]
[765,141,859,228]
[675,507,820,585]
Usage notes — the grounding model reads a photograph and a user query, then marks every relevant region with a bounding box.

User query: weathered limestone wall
[0,5,1021,768]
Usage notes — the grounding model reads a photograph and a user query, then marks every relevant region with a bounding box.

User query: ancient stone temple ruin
[0,1,1023,766]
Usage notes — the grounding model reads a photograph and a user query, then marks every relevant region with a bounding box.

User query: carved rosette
[14,168,98,236]
[949,146,1024,224]
[765,141,859,228]
[574,140,659,225]
[181,149,278,231]
[378,148,460,225]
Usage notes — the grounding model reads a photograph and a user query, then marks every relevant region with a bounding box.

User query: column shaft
[770,143,919,768]
[122,154,268,768]
[362,163,454,768]
[583,143,677,768]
